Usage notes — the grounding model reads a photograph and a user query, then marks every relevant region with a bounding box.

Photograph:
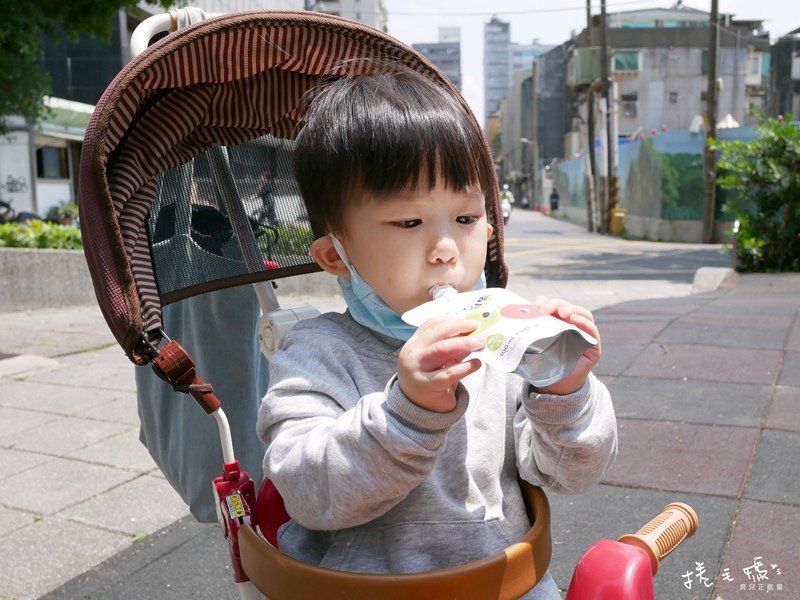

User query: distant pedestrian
[259,169,277,223]
[549,188,560,214]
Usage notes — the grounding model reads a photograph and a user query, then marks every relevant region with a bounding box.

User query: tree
[711,113,800,272]
[0,0,172,135]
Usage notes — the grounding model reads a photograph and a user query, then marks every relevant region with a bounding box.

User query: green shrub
[0,220,83,250]
[258,223,314,258]
[711,113,800,272]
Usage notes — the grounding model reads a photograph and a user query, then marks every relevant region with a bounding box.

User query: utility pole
[702,0,719,243]
[598,0,610,233]
[585,0,598,232]
[530,60,539,207]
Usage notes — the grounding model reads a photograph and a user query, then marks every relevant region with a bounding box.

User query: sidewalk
[1,272,798,599]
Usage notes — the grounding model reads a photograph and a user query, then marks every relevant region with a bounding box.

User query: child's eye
[396,219,422,228]
[456,215,479,224]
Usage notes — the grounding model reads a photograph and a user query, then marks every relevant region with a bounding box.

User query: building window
[621,92,638,116]
[749,52,761,77]
[702,49,709,74]
[669,92,679,103]
[614,51,641,72]
[36,147,69,179]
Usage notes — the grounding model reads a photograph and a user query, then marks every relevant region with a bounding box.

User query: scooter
[0,198,45,224]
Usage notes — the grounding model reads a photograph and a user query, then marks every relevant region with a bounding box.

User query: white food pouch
[402,286,597,388]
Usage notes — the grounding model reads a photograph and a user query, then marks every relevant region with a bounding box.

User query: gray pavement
[1,211,798,599]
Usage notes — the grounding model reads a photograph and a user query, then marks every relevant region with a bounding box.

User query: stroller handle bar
[130,8,221,58]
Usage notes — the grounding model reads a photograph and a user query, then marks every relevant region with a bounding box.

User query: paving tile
[0,505,33,537]
[732,273,800,294]
[0,447,52,482]
[743,429,800,506]
[0,305,116,358]
[0,414,129,456]
[786,319,800,351]
[678,312,796,329]
[596,311,688,323]
[66,427,157,473]
[778,351,800,387]
[0,457,135,515]
[712,500,800,599]
[0,379,124,415]
[625,343,781,385]
[609,376,769,427]
[602,296,712,315]
[697,294,799,315]
[28,346,135,392]
[593,320,668,345]
[594,344,645,377]
[40,517,238,600]
[656,321,787,350]
[61,474,188,536]
[0,406,58,439]
[603,419,758,497]
[548,484,736,600]
[74,391,140,425]
[764,386,800,433]
[0,354,60,378]
[0,516,130,600]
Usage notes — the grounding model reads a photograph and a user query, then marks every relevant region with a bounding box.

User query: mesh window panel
[147,133,315,297]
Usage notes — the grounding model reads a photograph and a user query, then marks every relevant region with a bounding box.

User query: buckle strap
[151,340,222,414]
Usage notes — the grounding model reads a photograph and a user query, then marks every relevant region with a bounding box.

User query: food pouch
[402,286,597,388]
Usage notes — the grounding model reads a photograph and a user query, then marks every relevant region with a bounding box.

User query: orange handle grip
[618,502,699,575]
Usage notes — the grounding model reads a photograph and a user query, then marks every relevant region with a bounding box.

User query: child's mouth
[428,284,457,300]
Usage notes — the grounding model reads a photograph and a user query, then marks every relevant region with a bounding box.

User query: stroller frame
[79,8,697,599]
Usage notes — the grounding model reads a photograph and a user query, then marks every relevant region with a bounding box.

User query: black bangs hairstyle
[292,61,496,238]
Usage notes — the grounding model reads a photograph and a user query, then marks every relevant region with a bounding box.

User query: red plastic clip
[213,460,257,583]
[151,340,221,414]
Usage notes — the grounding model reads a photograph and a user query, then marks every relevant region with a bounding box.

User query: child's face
[337,179,494,315]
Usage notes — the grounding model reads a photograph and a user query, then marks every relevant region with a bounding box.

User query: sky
[382,0,799,122]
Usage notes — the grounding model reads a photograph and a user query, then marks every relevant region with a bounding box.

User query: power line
[385,0,663,18]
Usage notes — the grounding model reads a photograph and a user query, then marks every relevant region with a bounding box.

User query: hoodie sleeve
[256,319,469,530]
[514,373,618,494]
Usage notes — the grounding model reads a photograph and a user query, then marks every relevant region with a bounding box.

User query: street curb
[691,267,738,294]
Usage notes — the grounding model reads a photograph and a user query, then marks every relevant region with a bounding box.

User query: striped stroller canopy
[79,10,506,365]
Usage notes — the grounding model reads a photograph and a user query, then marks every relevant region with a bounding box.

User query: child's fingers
[531,296,573,316]
[416,335,485,372]
[425,357,482,388]
[413,315,479,344]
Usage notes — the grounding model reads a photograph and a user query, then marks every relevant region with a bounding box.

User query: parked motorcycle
[0,198,46,224]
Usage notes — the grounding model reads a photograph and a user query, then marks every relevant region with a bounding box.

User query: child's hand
[398,316,486,413]
[531,296,601,396]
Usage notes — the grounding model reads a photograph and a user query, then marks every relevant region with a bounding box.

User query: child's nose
[428,233,458,264]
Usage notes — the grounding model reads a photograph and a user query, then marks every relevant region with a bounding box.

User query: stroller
[79,8,697,599]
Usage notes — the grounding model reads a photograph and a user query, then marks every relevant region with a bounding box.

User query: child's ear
[310,236,350,277]
[487,222,495,240]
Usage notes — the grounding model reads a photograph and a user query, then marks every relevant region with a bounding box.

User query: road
[502,208,733,311]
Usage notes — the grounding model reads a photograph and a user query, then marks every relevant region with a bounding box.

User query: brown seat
[239,481,551,600]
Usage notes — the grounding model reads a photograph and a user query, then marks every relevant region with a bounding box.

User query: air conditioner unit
[567,47,601,86]
[622,101,638,117]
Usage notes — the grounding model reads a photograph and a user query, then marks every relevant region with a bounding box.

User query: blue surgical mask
[328,234,486,341]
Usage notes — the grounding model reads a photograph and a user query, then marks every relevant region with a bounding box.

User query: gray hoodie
[257,311,617,598]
